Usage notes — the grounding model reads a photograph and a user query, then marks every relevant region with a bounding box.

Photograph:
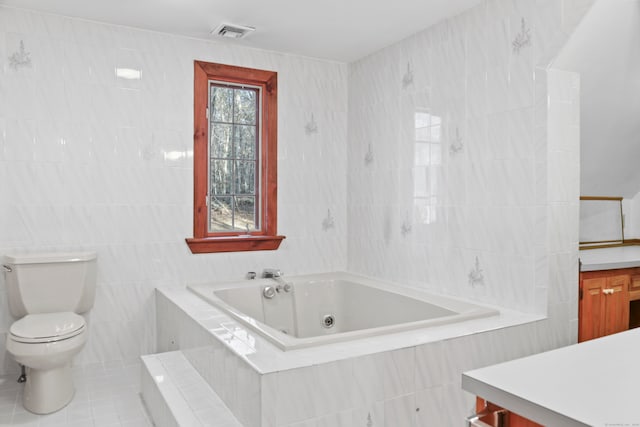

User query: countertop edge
[580,260,640,271]
[461,373,588,427]
[579,246,640,271]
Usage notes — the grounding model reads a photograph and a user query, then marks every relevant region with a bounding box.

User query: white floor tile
[0,360,153,427]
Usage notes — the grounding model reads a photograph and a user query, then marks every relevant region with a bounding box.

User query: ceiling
[553,0,640,198]
[0,0,481,62]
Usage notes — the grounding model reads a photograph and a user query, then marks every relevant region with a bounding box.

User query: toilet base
[23,363,75,414]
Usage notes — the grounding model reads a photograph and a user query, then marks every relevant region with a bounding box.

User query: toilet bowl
[6,312,87,414]
[2,251,97,414]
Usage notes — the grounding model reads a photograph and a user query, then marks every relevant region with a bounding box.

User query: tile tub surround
[142,351,242,427]
[157,286,546,426]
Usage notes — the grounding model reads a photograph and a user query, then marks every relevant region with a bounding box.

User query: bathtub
[187,272,498,350]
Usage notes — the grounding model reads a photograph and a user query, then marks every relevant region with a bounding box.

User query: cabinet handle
[466,409,507,427]
[602,288,614,295]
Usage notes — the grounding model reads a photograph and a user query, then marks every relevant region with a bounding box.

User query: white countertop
[580,245,640,271]
[462,328,640,427]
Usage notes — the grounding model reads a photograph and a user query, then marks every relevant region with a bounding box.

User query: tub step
[141,351,242,427]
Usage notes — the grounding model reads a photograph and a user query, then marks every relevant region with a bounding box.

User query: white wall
[553,0,640,199]
[0,7,348,373]
[623,194,640,239]
[347,0,588,317]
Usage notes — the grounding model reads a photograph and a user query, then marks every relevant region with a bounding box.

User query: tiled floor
[0,360,153,426]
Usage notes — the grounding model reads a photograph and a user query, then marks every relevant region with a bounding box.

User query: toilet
[3,251,97,414]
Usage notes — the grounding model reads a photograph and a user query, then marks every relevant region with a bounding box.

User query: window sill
[186,235,286,254]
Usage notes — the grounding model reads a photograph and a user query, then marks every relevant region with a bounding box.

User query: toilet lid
[10,312,86,343]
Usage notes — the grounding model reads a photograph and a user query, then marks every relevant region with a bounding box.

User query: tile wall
[0,6,348,374]
[0,0,591,386]
[347,0,590,320]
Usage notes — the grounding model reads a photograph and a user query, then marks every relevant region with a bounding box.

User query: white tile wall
[346,0,591,320]
[1,1,594,424]
[0,6,348,374]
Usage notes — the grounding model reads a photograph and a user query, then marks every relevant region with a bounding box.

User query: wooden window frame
[186,61,285,253]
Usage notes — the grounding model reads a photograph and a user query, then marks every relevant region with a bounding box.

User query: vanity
[576,197,640,341]
[579,245,640,341]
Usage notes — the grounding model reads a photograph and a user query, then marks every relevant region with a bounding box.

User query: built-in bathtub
[188,272,499,350]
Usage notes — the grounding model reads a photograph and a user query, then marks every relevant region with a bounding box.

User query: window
[186,61,285,253]
[413,111,441,225]
[209,83,259,231]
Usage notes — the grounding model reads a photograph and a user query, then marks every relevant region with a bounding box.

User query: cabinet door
[579,277,606,342]
[604,274,630,336]
[475,398,544,427]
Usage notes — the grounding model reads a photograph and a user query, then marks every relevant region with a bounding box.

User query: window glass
[209,83,259,232]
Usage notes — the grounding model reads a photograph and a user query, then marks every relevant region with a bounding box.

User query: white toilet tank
[3,252,97,318]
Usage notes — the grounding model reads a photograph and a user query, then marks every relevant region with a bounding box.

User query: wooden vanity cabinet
[579,270,629,342]
[629,268,640,299]
[473,398,543,427]
[628,268,640,329]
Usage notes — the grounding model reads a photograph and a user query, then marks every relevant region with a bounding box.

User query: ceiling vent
[212,23,255,39]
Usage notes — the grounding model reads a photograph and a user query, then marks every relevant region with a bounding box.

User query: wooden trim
[193,62,209,238]
[580,267,640,279]
[630,289,640,301]
[580,239,624,245]
[580,241,640,250]
[262,67,278,237]
[189,61,283,254]
[196,62,276,86]
[580,196,624,201]
[186,235,285,253]
[579,196,625,245]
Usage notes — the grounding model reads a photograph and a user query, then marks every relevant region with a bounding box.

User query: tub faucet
[261,268,292,293]
[261,268,281,279]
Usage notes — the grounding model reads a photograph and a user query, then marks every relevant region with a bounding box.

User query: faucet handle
[262,268,282,278]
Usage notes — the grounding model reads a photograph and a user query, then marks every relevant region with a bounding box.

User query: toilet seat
[10,312,86,344]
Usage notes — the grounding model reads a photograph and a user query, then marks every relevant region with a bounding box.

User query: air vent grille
[212,24,255,39]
